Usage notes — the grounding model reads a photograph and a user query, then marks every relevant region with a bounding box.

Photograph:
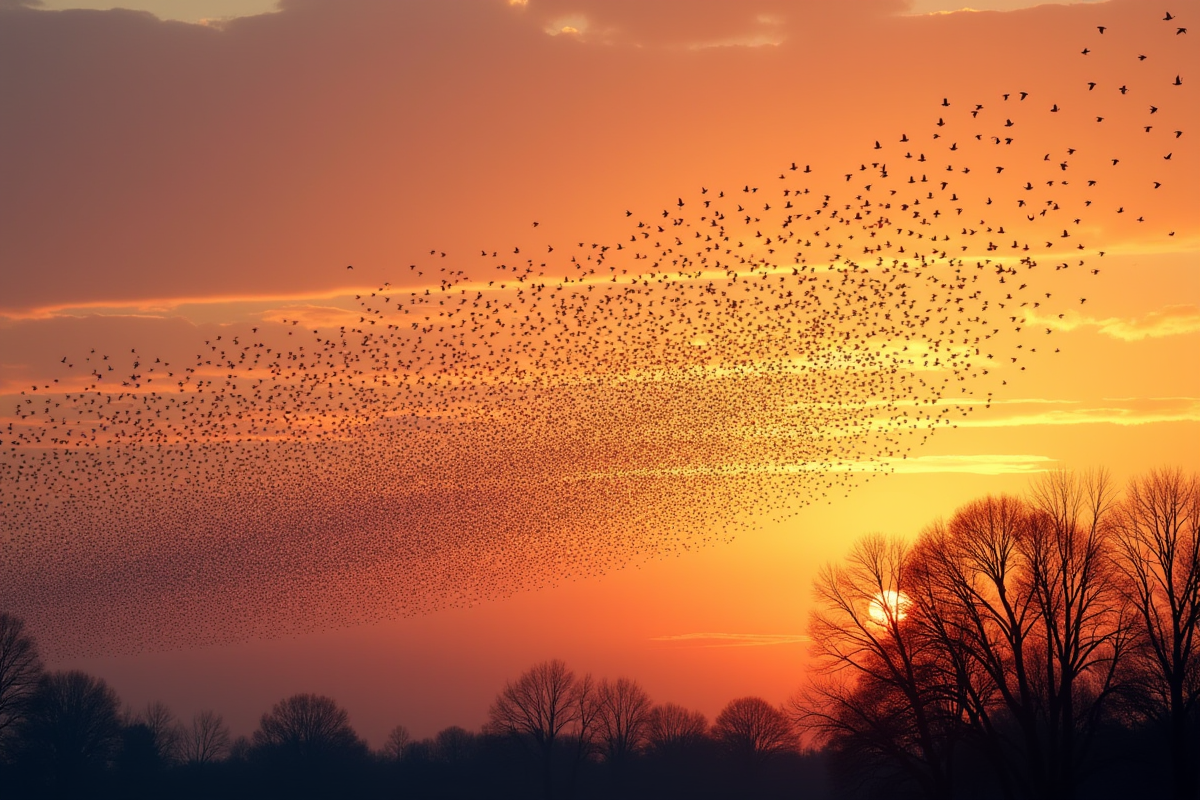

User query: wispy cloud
[906,0,1112,17]
[650,632,810,648]
[883,454,1056,474]
[1034,305,1200,341]
[960,397,1200,428]
[578,454,1056,480]
[1,287,375,323]
[258,304,363,329]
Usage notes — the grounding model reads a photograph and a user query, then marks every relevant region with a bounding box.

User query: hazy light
[867,590,910,625]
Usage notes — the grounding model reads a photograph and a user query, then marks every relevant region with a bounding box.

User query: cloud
[2,0,1193,318]
[32,1,280,22]
[257,303,362,328]
[650,632,810,647]
[881,454,1056,474]
[0,287,379,323]
[518,0,904,47]
[576,453,1057,480]
[1097,306,1200,341]
[906,0,1105,15]
[960,396,1200,428]
[1035,305,1200,341]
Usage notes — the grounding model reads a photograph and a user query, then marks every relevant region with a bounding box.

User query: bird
[2,5,1183,659]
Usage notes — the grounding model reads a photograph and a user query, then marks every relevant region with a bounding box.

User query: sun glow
[867,590,911,625]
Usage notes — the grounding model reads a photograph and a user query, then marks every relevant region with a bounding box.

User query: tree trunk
[1170,684,1195,800]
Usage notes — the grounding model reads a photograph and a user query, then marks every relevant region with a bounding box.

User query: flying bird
[2,6,1182,658]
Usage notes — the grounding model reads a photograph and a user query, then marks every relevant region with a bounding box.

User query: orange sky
[0,0,1197,744]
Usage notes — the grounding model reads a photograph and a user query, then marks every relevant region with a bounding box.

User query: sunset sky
[1,0,1197,746]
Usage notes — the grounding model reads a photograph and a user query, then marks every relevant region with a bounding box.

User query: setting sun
[867,589,911,626]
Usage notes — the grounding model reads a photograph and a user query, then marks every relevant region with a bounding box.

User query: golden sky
[0,0,1197,744]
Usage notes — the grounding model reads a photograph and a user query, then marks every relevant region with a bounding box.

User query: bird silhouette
[0,5,1186,659]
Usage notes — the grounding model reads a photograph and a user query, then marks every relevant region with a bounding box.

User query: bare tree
[484,659,585,800]
[569,671,601,765]
[487,658,579,744]
[595,677,653,764]
[907,496,1038,799]
[646,702,707,755]
[798,533,956,800]
[434,725,476,767]
[802,474,1133,800]
[1024,469,1129,800]
[0,612,42,751]
[17,671,122,790]
[381,723,410,762]
[228,734,251,762]
[712,696,796,764]
[131,700,182,765]
[910,477,1131,800]
[252,693,367,768]
[181,709,230,766]
[401,736,436,764]
[1112,468,1200,800]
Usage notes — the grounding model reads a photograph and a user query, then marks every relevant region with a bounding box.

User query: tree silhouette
[570,672,601,774]
[1112,467,1200,800]
[646,702,707,756]
[906,494,1037,799]
[228,734,251,762]
[485,658,589,800]
[0,612,42,755]
[17,670,122,796]
[252,693,368,797]
[181,710,230,766]
[713,696,796,766]
[131,700,181,765]
[911,477,1130,800]
[253,693,364,756]
[1020,470,1129,799]
[596,677,652,765]
[115,721,165,795]
[380,723,410,762]
[434,725,476,767]
[797,533,956,800]
[799,471,1143,800]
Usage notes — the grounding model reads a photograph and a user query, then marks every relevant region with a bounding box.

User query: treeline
[0,632,827,800]
[0,467,1195,799]
[795,467,1199,800]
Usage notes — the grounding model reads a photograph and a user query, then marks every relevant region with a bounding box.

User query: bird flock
[0,10,1189,657]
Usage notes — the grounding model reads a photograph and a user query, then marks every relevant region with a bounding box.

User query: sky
[0,0,1197,746]
[19,0,1110,23]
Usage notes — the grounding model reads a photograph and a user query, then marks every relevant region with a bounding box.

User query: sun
[867,590,911,625]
